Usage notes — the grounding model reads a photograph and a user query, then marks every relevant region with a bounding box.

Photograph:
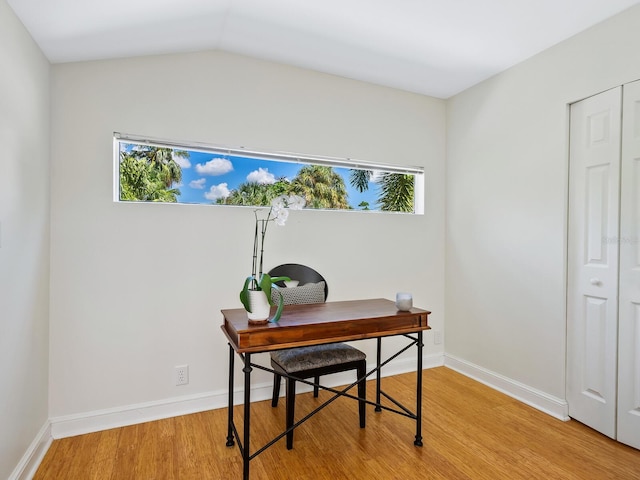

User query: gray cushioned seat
[267,263,366,450]
[271,343,366,373]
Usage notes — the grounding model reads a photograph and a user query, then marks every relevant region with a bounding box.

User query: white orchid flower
[287,195,306,210]
[271,194,305,211]
[273,208,289,226]
[271,195,287,209]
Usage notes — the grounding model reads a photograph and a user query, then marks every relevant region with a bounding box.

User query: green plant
[239,273,290,323]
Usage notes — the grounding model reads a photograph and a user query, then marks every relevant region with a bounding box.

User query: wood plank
[33,367,640,479]
[87,429,120,479]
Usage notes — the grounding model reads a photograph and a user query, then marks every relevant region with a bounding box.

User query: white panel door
[567,87,622,438]
[618,80,640,449]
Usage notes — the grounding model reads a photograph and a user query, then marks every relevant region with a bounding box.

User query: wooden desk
[221,298,431,480]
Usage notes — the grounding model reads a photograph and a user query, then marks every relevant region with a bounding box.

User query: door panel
[618,80,640,449]
[585,164,611,265]
[567,87,621,439]
[582,296,608,402]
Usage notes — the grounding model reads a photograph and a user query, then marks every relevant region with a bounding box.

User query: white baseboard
[50,388,233,439]
[9,421,52,480]
[51,352,444,439]
[444,354,569,421]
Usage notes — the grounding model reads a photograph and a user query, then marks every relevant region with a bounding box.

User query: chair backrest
[267,263,329,302]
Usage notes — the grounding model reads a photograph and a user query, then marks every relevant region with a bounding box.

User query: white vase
[247,290,271,323]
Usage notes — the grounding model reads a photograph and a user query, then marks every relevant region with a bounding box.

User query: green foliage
[119,146,188,202]
[349,168,415,213]
[220,167,351,210]
[119,155,180,202]
[350,169,372,192]
[217,179,290,206]
[131,146,187,187]
[239,274,291,323]
[378,173,415,212]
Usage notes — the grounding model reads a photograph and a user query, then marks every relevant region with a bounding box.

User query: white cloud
[195,157,233,176]
[189,178,206,189]
[173,152,191,168]
[205,183,230,201]
[247,167,275,185]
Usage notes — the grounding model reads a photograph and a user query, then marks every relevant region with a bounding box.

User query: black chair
[267,264,367,450]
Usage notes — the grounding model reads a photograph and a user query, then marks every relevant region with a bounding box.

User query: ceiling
[7,0,640,98]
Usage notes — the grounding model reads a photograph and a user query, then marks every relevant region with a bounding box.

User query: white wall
[49,51,445,419]
[0,0,50,477]
[446,5,640,399]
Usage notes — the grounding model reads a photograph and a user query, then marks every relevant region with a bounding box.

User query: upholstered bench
[267,264,367,450]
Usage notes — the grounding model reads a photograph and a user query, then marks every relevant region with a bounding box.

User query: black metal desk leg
[414,331,423,447]
[226,344,235,447]
[243,353,252,480]
[375,337,382,412]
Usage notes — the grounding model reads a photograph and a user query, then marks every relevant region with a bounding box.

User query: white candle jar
[395,292,413,311]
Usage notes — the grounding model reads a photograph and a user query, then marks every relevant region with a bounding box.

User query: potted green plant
[239,194,306,324]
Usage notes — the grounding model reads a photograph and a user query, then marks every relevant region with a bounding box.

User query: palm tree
[219,179,291,206]
[219,182,271,206]
[119,145,188,202]
[132,146,187,187]
[349,168,415,212]
[349,169,372,193]
[377,173,414,212]
[119,153,181,202]
[290,165,349,209]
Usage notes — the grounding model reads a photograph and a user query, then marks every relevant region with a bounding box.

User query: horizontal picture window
[114,133,424,214]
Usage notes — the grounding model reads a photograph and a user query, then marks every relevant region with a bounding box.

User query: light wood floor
[35,367,639,479]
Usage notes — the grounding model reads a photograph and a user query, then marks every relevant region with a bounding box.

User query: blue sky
[170,149,380,210]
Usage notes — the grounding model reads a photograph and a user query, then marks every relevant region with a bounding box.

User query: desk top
[221,298,430,353]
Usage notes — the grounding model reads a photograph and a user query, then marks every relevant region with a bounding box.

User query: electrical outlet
[433,330,443,345]
[175,365,189,386]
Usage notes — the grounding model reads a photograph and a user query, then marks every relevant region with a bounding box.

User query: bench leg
[286,377,296,450]
[272,373,282,407]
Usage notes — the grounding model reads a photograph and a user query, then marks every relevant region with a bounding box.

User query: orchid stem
[251,211,259,290]
[258,209,271,279]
